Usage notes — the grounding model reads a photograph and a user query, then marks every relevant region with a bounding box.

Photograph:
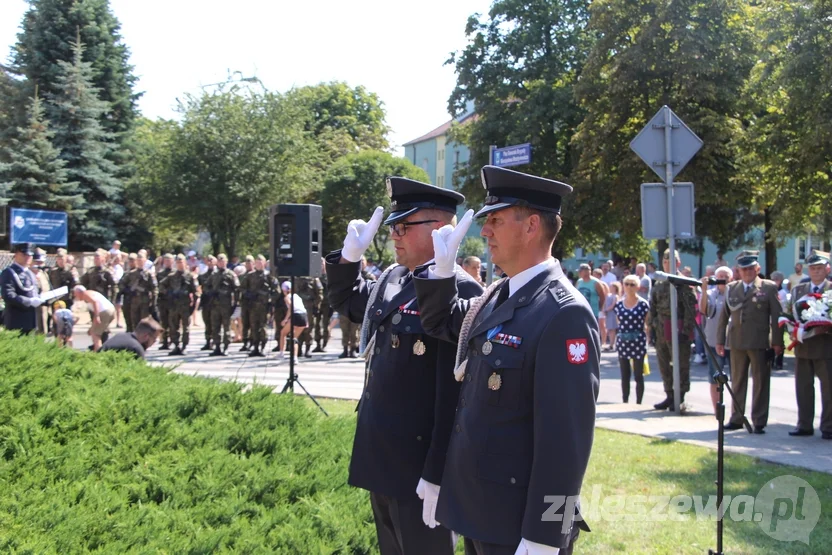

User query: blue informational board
[491,143,532,168]
[9,208,68,246]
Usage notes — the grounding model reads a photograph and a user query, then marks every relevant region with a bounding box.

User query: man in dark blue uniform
[413,165,600,555]
[327,177,483,555]
[1,243,43,333]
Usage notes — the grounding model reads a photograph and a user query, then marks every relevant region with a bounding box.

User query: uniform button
[519,296,526,303]
[495,359,502,366]
[416,435,422,441]
[375,309,382,316]
[375,347,381,355]
[460,398,466,407]
[455,424,461,433]
[510,477,516,484]
[405,326,411,332]
[379,325,385,332]
[365,392,370,399]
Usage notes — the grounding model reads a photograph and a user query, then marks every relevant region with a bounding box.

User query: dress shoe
[788,428,813,437]
[822,432,832,440]
[753,426,766,434]
[724,422,743,431]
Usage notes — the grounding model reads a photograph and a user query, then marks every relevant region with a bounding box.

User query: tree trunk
[764,207,777,276]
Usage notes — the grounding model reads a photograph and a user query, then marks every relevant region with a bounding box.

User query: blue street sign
[491,143,532,168]
[9,208,68,246]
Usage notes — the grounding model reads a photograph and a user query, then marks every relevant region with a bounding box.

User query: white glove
[341,206,385,263]
[415,478,441,528]
[430,209,474,278]
[513,538,560,555]
[29,297,44,308]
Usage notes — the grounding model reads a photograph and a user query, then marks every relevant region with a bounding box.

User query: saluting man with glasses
[327,177,483,555]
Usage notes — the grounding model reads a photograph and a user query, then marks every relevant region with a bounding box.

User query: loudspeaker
[269,204,322,278]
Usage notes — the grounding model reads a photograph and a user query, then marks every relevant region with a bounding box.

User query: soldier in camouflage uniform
[313,259,330,352]
[240,255,277,357]
[239,254,255,352]
[118,253,138,332]
[48,248,78,309]
[209,253,240,356]
[81,249,115,301]
[155,253,175,349]
[649,248,697,411]
[129,252,158,330]
[160,254,197,355]
[295,275,323,357]
[198,255,218,351]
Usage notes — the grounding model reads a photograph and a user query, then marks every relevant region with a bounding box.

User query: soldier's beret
[807,250,830,266]
[217,253,228,261]
[245,255,254,262]
[384,177,465,225]
[474,165,572,219]
[735,250,759,268]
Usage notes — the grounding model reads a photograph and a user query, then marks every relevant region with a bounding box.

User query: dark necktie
[494,281,511,309]
[814,286,821,294]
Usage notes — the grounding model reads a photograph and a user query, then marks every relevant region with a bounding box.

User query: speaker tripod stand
[279,276,328,416]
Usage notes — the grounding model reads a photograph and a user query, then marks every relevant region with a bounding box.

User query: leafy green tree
[286,81,390,163]
[0,66,28,164]
[320,151,429,265]
[155,88,320,257]
[12,0,139,138]
[0,89,82,215]
[49,36,123,249]
[572,0,758,256]
[459,236,486,259]
[446,0,594,255]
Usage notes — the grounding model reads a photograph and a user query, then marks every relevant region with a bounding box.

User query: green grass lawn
[1,332,829,553]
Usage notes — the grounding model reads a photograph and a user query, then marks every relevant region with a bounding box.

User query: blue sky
[0,0,492,153]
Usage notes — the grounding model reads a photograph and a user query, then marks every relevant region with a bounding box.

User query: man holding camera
[327,178,482,555]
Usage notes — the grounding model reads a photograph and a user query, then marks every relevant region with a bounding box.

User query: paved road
[69,320,831,474]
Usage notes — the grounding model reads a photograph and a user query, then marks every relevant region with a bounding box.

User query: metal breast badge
[413,339,426,356]
[392,313,402,325]
[488,372,502,391]
[482,341,493,355]
[391,334,400,349]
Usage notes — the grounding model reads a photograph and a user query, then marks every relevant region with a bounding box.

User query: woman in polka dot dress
[614,275,650,403]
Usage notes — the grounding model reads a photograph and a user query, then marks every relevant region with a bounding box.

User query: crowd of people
[0,239,386,361]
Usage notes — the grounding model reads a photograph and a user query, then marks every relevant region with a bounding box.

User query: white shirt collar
[507,258,561,297]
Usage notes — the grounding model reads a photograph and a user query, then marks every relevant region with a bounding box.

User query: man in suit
[716,250,783,433]
[787,251,832,439]
[327,178,483,555]
[1,243,43,333]
[414,165,600,555]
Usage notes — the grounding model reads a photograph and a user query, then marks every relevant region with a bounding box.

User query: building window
[437,175,445,187]
[438,149,445,161]
[422,158,429,172]
[455,150,460,165]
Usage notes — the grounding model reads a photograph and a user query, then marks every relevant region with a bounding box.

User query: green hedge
[0,332,375,554]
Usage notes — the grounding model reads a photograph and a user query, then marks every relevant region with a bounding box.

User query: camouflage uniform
[209,263,239,354]
[240,268,276,356]
[649,279,697,400]
[81,265,115,300]
[295,276,323,357]
[155,260,174,347]
[314,270,331,351]
[239,257,254,351]
[198,265,218,349]
[128,267,158,329]
[48,259,78,309]
[160,266,196,353]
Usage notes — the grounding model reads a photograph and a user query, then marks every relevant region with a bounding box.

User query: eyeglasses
[389,220,439,237]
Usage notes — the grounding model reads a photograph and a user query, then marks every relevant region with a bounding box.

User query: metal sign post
[631,106,703,412]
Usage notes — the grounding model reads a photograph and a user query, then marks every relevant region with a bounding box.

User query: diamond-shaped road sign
[630,106,703,181]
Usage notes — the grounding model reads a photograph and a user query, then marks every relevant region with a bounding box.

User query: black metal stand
[673,284,750,555]
[279,276,328,416]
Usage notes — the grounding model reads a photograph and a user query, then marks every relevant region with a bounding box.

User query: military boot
[304,343,312,358]
[312,342,325,353]
[240,341,249,352]
[653,394,674,411]
[248,347,265,357]
[209,346,225,357]
[200,341,212,351]
[169,344,182,356]
[339,347,349,359]
[158,341,170,351]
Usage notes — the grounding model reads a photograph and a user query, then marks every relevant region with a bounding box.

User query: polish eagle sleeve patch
[566,338,588,364]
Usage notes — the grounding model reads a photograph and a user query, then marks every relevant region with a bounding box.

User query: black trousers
[618,355,645,403]
[370,491,454,555]
[464,536,576,555]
